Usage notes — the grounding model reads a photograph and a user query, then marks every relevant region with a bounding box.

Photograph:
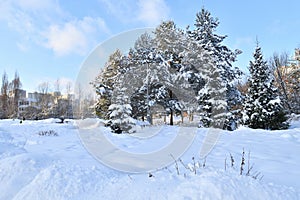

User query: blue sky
[1,0,299,93]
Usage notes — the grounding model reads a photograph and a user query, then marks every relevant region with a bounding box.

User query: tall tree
[153,21,188,125]
[128,33,155,123]
[188,8,242,130]
[242,44,289,130]
[128,30,181,125]
[94,49,123,119]
[190,40,227,128]
[180,29,213,125]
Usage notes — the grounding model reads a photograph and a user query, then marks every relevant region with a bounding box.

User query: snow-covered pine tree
[179,32,212,125]
[188,8,242,130]
[154,21,185,60]
[192,43,227,128]
[108,83,135,133]
[93,49,123,119]
[126,26,186,125]
[242,44,289,130]
[130,87,147,120]
[153,21,188,125]
[127,33,157,124]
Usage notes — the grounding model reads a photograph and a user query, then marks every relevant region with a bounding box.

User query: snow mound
[12,162,111,200]
[75,118,104,129]
[169,169,298,200]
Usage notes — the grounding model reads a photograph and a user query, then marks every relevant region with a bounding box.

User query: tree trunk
[169,90,173,125]
[181,112,184,123]
[170,110,173,125]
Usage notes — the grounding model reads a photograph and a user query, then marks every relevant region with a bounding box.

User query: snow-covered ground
[0,118,299,200]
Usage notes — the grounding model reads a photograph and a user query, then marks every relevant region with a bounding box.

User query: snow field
[0,118,299,199]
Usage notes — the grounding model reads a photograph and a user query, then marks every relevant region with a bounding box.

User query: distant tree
[65,81,73,118]
[22,106,40,120]
[80,92,96,119]
[74,83,88,119]
[54,78,61,93]
[7,71,22,118]
[53,78,62,117]
[0,71,9,119]
[242,44,289,130]
[37,82,51,119]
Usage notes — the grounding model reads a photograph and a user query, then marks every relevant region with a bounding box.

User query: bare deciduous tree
[38,82,51,118]
[0,72,9,119]
[269,52,291,113]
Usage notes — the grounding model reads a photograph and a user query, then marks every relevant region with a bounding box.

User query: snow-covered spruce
[127,26,187,125]
[108,86,135,133]
[242,44,289,130]
[93,50,124,120]
[188,8,243,130]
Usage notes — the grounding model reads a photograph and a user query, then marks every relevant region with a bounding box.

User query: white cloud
[137,0,170,26]
[0,0,64,51]
[0,0,63,28]
[1,0,109,56]
[44,23,87,56]
[99,0,170,26]
[43,17,109,56]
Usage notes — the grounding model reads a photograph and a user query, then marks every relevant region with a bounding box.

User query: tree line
[93,8,298,133]
[0,71,22,119]
[0,72,94,120]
